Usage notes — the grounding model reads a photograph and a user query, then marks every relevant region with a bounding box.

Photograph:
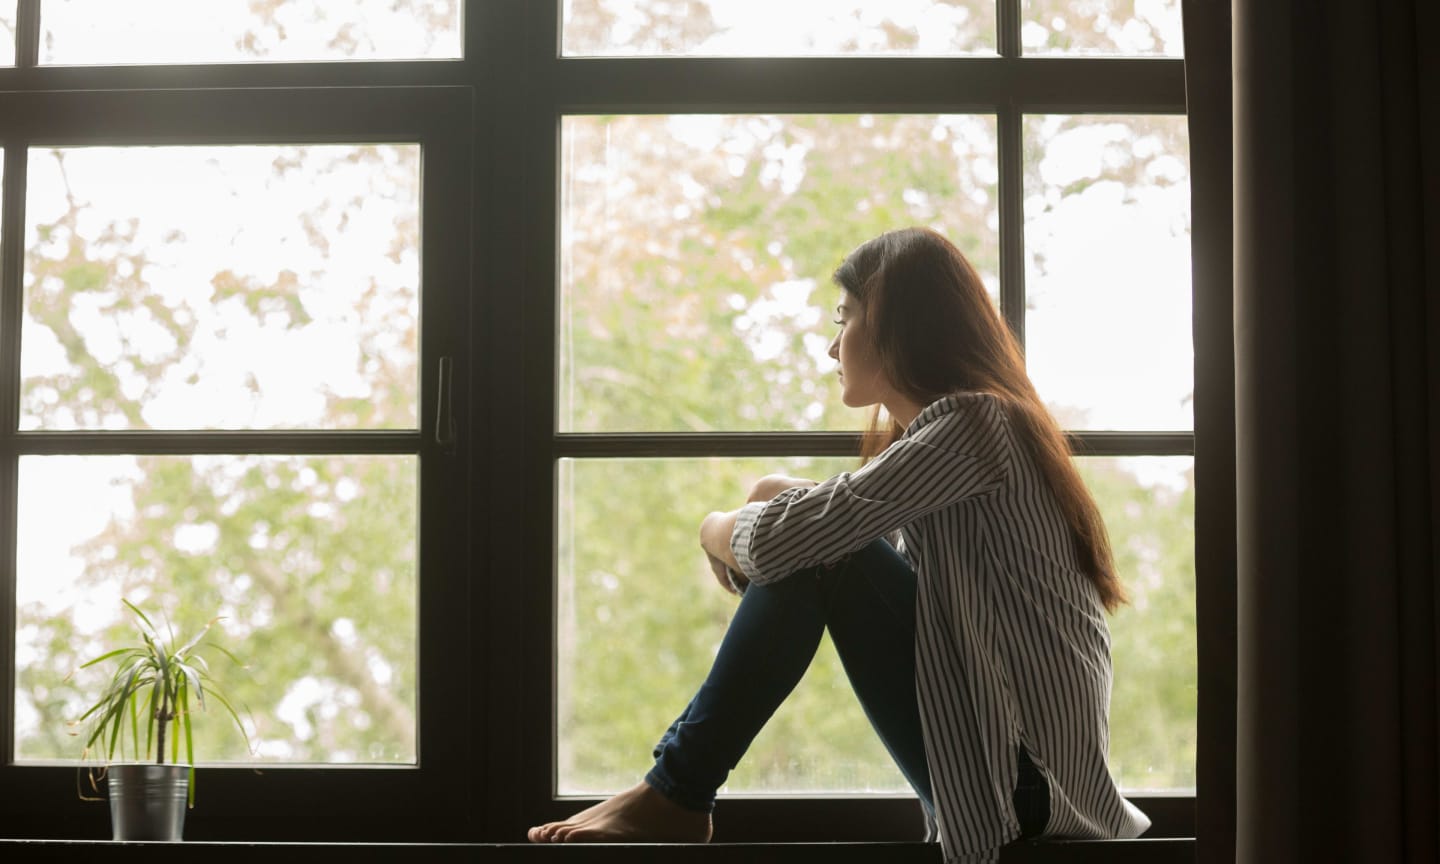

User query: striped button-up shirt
[731,392,1151,863]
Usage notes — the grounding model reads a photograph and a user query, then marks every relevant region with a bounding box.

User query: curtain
[1226,1,1440,862]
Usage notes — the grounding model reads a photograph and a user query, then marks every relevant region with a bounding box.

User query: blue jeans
[644,539,935,819]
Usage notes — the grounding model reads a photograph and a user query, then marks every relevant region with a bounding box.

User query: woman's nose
[827,333,840,360]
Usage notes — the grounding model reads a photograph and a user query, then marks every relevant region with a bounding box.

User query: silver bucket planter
[107,763,189,841]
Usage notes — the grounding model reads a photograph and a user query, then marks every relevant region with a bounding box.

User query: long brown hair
[833,227,1126,611]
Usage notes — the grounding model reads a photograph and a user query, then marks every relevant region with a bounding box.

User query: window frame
[0,0,1220,846]
[0,81,476,839]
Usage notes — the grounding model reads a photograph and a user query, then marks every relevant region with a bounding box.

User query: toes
[528,822,563,843]
[561,826,597,842]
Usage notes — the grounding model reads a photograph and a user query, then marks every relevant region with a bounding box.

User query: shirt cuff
[730,501,767,582]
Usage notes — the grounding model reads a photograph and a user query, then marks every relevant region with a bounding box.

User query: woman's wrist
[700,509,742,571]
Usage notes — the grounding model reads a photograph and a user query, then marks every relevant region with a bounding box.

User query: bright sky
[0,3,14,66]
[38,0,461,65]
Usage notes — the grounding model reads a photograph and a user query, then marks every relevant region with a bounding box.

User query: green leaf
[176,661,206,713]
[172,676,185,766]
[201,641,246,669]
[182,680,196,809]
[204,688,252,755]
[77,646,138,670]
[144,680,160,761]
[175,617,219,660]
[122,599,158,640]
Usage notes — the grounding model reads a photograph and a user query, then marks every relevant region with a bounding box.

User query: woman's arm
[732,396,1011,586]
[700,475,818,594]
[700,509,742,573]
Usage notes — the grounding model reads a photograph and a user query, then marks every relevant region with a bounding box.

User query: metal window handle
[435,355,456,453]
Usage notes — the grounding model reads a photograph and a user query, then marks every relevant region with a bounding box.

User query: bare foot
[527,781,713,843]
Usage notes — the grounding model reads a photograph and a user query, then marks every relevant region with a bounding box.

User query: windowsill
[0,838,1196,862]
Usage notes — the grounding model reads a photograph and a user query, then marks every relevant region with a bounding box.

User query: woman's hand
[699,476,817,595]
[700,509,741,571]
[706,551,748,595]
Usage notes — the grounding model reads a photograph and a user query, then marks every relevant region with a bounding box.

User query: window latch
[435,355,456,454]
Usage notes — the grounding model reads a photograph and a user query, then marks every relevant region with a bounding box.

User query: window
[541,0,1194,839]
[0,0,1204,846]
[1,3,472,833]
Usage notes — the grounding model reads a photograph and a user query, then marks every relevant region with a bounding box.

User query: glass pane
[558,456,908,795]
[564,0,994,57]
[560,114,999,433]
[40,0,462,65]
[0,1,16,66]
[1023,114,1191,431]
[14,454,418,765]
[1021,0,1183,56]
[1079,456,1195,792]
[22,145,420,431]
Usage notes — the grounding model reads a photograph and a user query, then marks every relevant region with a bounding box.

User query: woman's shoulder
[907,391,1011,434]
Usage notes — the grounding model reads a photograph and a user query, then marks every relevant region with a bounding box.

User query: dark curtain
[1220,0,1440,862]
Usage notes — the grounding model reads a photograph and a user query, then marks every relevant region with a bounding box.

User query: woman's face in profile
[827,293,887,409]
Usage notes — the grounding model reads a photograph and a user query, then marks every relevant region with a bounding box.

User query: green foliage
[71,600,250,806]
[560,113,999,435]
[1082,459,1197,790]
[559,457,907,793]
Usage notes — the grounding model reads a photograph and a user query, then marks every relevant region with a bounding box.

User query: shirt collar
[902,393,971,438]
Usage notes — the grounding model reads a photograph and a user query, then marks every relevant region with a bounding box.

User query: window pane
[560,455,1196,794]
[14,454,418,765]
[1079,456,1195,792]
[40,0,462,65]
[0,1,15,66]
[560,114,999,433]
[558,457,908,794]
[564,0,994,57]
[1021,0,1183,56]
[1023,114,1191,431]
[23,145,420,431]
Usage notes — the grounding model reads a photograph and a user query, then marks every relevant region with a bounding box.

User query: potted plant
[70,599,250,841]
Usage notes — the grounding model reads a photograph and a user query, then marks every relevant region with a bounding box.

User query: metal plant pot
[107,763,189,841]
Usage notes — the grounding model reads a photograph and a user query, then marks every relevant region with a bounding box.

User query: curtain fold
[1231,1,1439,862]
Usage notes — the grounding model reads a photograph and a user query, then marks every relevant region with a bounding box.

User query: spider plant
[71,599,250,807]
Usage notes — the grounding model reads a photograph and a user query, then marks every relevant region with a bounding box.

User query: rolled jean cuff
[643,765,716,814]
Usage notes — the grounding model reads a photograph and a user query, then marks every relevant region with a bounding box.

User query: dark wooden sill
[2,838,1194,862]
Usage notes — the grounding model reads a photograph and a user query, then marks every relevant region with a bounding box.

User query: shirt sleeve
[731,395,1012,585]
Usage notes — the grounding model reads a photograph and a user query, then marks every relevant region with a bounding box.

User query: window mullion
[998,103,1026,349]
[14,0,38,69]
[997,0,1021,59]
[0,141,24,439]
[0,139,23,766]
